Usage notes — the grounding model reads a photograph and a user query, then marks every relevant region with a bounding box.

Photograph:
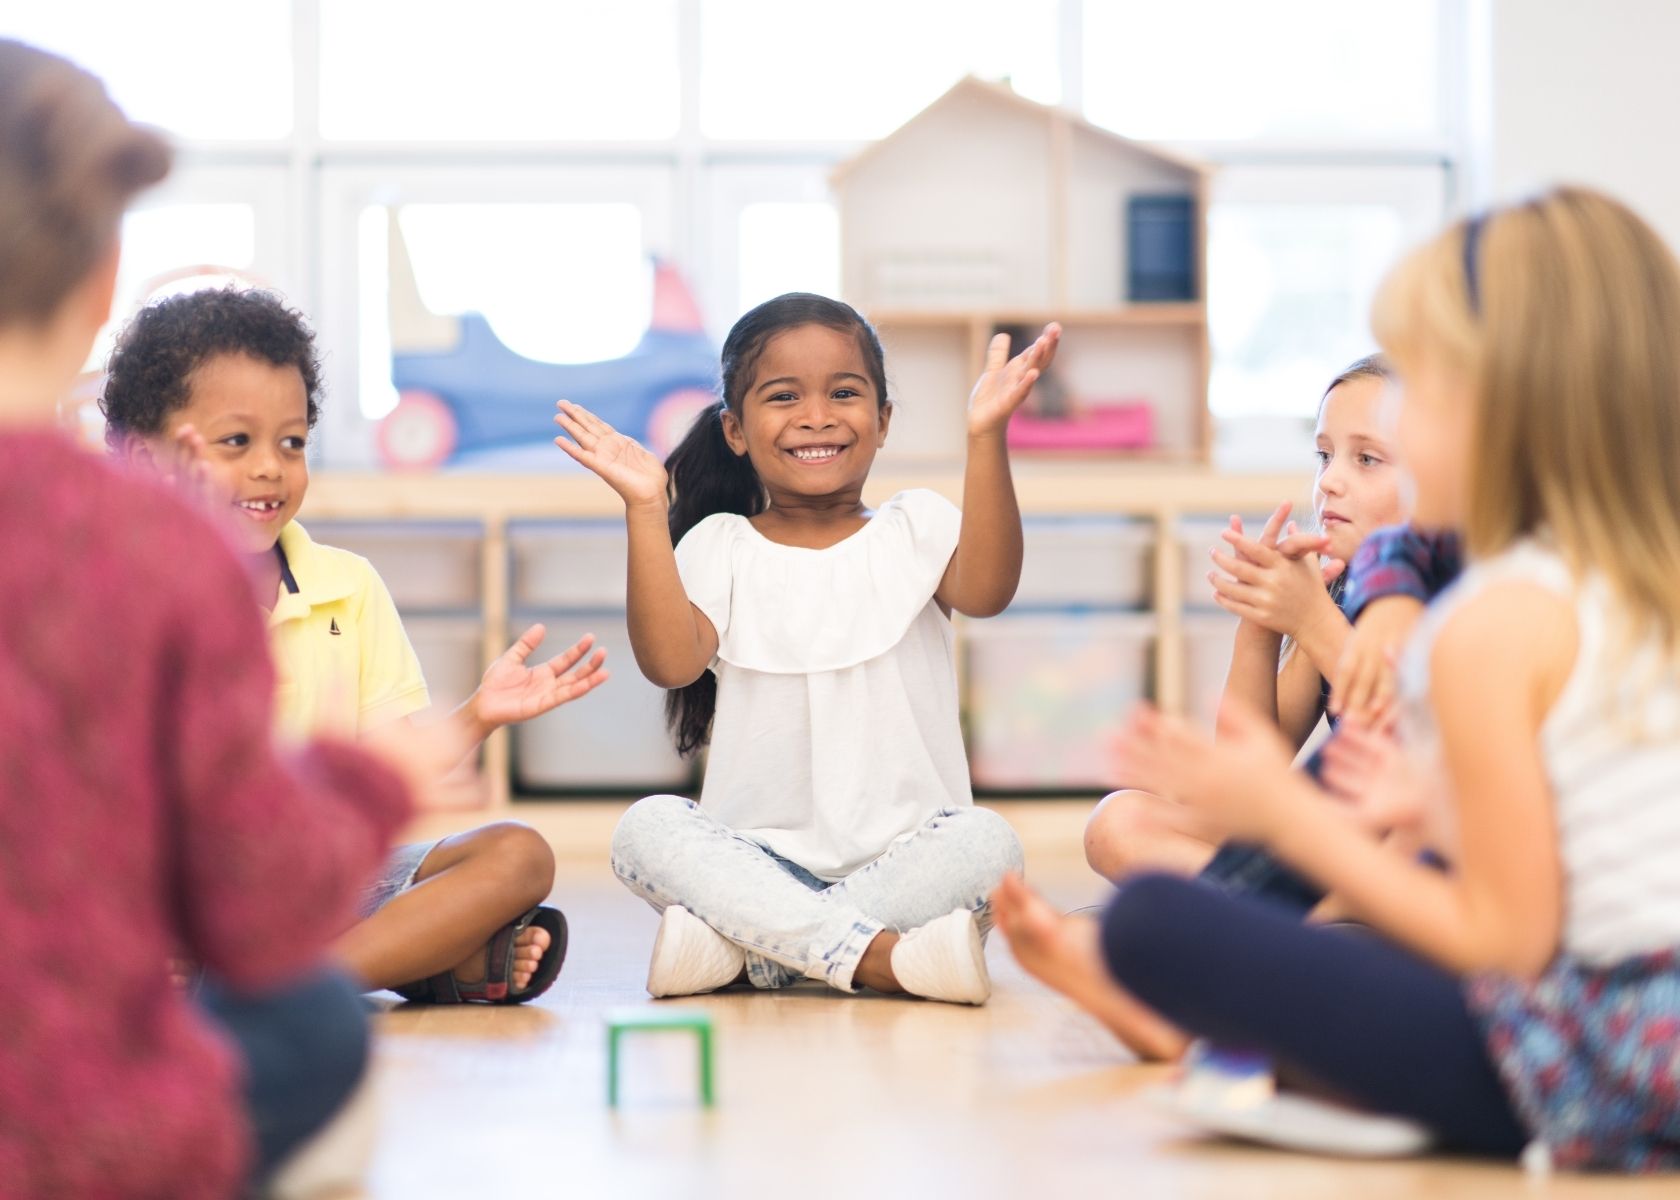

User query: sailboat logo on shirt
[330,619,341,636]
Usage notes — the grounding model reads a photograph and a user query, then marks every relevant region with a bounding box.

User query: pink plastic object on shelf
[1006,401,1154,451]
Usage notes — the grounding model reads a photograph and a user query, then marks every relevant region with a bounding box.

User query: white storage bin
[1178,514,1273,612]
[509,521,629,609]
[403,616,484,715]
[965,612,1154,792]
[511,612,695,793]
[1181,611,1241,732]
[304,520,482,612]
[1013,517,1153,609]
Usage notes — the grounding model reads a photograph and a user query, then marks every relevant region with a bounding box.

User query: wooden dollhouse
[831,76,1212,466]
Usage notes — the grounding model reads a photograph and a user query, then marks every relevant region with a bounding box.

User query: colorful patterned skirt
[1468,948,1680,1171]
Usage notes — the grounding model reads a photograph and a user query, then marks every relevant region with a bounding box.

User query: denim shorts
[356,839,441,919]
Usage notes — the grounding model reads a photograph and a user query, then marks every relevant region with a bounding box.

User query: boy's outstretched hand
[467,625,609,738]
[966,323,1062,437]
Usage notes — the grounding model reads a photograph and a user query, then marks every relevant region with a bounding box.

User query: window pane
[1083,1,1441,142]
[1,2,293,139]
[1210,202,1406,421]
[738,203,840,312]
[90,204,258,372]
[1207,168,1445,426]
[701,0,1059,139]
[320,1,679,140]
[359,203,650,422]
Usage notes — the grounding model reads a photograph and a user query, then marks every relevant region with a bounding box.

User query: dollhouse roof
[830,74,1210,187]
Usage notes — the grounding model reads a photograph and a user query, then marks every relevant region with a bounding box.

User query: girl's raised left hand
[966,323,1062,436]
[554,400,669,508]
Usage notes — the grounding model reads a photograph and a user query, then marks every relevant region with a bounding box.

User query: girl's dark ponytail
[664,405,762,757]
[665,402,762,547]
[663,292,888,758]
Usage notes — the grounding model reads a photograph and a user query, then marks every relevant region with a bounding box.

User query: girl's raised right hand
[553,400,668,508]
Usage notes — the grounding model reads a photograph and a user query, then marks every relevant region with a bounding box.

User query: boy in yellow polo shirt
[103,287,609,1004]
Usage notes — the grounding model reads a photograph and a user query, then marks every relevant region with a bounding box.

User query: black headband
[1462,213,1487,316]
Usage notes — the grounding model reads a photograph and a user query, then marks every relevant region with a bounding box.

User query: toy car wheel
[646,387,720,459]
[378,389,458,469]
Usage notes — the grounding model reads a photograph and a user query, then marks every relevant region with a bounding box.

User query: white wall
[1487,0,1680,249]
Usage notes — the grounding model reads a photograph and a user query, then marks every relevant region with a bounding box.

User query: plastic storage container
[509,520,628,609]
[302,520,482,612]
[510,612,695,793]
[1181,611,1241,731]
[1014,517,1154,610]
[966,612,1155,792]
[403,616,484,714]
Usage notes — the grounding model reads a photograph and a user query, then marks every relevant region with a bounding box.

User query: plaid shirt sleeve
[1342,524,1465,622]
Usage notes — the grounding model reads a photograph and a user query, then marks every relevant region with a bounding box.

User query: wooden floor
[357,802,1672,1200]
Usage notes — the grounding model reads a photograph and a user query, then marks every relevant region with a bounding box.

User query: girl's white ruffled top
[674,488,973,881]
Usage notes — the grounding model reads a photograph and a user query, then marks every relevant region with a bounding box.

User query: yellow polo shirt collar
[266,521,430,741]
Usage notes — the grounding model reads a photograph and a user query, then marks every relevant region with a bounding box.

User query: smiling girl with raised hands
[556,293,1057,1005]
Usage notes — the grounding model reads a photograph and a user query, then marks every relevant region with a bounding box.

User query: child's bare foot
[451,923,551,994]
[992,873,1188,1061]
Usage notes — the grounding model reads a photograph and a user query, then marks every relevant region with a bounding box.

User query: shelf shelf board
[303,466,1311,521]
[867,304,1205,328]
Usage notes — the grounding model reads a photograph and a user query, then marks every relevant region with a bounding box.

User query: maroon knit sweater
[0,430,412,1199]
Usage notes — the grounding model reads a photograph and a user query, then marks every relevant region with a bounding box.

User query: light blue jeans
[611,795,1025,992]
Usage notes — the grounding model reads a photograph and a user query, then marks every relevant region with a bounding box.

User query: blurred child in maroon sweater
[0,39,466,1199]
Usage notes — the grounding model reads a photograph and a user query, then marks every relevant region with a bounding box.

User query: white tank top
[1403,540,1680,965]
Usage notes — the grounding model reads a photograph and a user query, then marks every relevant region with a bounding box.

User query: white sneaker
[645,906,746,998]
[890,908,991,1005]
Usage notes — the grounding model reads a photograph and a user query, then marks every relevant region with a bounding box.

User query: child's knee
[1084,790,1153,882]
[955,806,1025,881]
[610,793,693,883]
[473,821,555,906]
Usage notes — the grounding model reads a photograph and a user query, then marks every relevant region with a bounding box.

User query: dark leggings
[199,969,371,1184]
[1101,873,1529,1157]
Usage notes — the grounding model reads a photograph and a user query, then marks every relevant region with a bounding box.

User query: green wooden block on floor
[605,1007,716,1108]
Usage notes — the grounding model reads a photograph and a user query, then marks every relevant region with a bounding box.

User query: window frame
[4,0,1473,464]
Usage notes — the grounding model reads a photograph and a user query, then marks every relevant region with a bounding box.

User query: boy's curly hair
[100,287,322,447]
